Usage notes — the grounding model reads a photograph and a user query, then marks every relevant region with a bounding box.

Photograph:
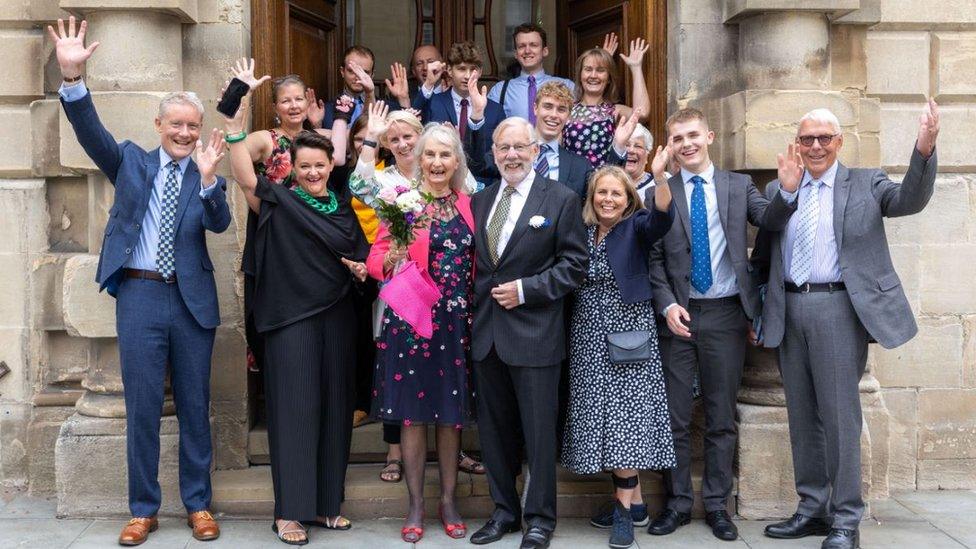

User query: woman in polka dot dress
[562,163,675,549]
[563,36,651,170]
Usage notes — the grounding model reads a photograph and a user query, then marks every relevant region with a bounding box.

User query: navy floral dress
[372,197,475,428]
[563,102,617,169]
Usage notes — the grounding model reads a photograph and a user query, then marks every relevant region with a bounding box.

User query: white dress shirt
[418,86,486,131]
[486,172,535,303]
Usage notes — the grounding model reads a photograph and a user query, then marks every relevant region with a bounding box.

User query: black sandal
[380,459,403,482]
[305,515,352,531]
[272,520,308,546]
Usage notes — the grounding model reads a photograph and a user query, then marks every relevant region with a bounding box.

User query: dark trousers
[352,278,378,412]
[474,349,560,531]
[662,296,746,513]
[780,290,868,530]
[263,297,356,520]
[116,277,215,517]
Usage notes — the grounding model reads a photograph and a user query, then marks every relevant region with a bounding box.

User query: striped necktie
[535,144,551,178]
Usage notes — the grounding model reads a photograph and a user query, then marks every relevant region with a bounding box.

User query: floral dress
[561,225,676,474]
[255,129,293,186]
[562,102,617,169]
[372,195,475,427]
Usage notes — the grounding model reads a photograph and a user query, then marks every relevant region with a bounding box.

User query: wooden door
[556,0,668,149]
[251,0,343,130]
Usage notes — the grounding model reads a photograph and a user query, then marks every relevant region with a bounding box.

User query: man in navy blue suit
[412,41,505,190]
[49,17,231,546]
[468,81,633,199]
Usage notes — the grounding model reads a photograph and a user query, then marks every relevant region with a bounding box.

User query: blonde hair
[535,81,574,109]
[414,123,469,192]
[573,48,618,104]
[379,110,424,148]
[582,166,644,226]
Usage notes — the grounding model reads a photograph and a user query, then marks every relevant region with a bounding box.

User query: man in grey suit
[469,117,588,549]
[647,108,798,541]
[760,102,940,549]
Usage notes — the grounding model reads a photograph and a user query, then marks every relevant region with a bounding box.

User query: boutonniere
[528,215,551,229]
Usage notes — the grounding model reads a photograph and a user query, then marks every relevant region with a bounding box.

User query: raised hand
[613,107,642,150]
[231,57,271,90]
[601,32,619,56]
[46,16,100,79]
[196,128,226,186]
[305,88,326,127]
[424,60,445,90]
[777,142,804,193]
[467,70,489,121]
[620,37,649,69]
[365,101,390,139]
[384,62,410,103]
[650,145,672,180]
[916,98,939,158]
[348,60,375,95]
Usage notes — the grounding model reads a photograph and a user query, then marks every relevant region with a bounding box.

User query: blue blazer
[61,91,232,329]
[602,203,674,304]
[413,90,505,181]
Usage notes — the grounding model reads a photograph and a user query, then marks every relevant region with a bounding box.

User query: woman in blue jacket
[561,161,675,549]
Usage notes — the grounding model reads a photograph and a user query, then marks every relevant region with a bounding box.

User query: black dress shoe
[822,528,859,549]
[706,510,739,541]
[470,519,520,545]
[519,525,552,549]
[647,508,690,536]
[764,513,832,539]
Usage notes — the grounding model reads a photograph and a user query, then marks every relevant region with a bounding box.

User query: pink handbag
[378,260,442,339]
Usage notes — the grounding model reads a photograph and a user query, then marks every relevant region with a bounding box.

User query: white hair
[798,108,841,134]
[631,123,653,150]
[414,123,469,192]
[158,91,205,120]
[492,116,538,146]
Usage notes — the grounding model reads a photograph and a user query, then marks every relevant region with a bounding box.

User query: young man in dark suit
[469,118,588,549]
[49,17,231,545]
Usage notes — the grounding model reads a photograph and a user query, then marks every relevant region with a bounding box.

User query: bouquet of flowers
[374,183,433,247]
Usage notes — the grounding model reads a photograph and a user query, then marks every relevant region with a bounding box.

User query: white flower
[395,189,423,213]
[529,215,548,228]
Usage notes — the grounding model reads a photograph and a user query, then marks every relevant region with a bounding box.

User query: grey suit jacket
[648,168,796,335]
[759,147,937,350]
[471,175,588,367]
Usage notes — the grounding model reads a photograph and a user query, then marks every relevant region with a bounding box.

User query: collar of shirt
[540,139,559,155]
[802,159,839,189]
[342,89,366,103]
[159,148,191,174]
[450,88,469,109]
[635,172,654,189]
[503,171,535,197]
[518,69,548,81]
[680,162,715,186]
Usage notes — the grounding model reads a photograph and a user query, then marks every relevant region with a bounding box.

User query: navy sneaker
[590,502,648,529]
[608,501,635,548]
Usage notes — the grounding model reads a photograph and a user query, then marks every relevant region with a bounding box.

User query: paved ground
[1,488,974,548]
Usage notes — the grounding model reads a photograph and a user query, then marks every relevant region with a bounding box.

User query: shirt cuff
[779,187,798,203]
[516,279,525,305]
[611,142,627,159]
[59,80,88,102]
[662,302,677,317]
[468,116,485,131]
[199,180,218,198]
[420,84,434,99]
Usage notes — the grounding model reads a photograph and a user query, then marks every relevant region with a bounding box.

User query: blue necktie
[689,175,712,293]
[790,179,821,285]
[156,161,181,279]
[535,144,550,177]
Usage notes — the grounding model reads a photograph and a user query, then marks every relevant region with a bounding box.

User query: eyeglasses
[797,134,838,147]
[494,143,533,154]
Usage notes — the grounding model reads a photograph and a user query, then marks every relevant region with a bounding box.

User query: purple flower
[405,212,415,224]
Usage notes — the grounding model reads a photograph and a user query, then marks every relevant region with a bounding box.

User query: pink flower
[404,419,412,426]
[417,391,425,399]
[377,186,398,204]
[395,185,410,194]
[394,373,403,381]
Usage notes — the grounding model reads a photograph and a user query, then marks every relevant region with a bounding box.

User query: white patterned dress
[561,226,676,474]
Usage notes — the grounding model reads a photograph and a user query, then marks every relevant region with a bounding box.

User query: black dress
[251,175,368,521]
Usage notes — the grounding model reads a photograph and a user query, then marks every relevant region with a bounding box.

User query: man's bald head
[411,44,442,82]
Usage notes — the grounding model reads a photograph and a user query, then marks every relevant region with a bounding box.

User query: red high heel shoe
[401,525,424,543]
[439,504,467,539]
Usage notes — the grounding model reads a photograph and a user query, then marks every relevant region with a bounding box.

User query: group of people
[49,14,940,549]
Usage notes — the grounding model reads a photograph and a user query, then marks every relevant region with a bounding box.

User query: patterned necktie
[459,98,469,141]
[535,144,550,178]
[351,96,364,123]
[527,75,537,125]
[689,175,713,293]
[790,179,821,285]
[486,185,516,265]
[156,160,181,279]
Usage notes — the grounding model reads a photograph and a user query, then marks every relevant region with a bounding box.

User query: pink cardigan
[367,191,475,281]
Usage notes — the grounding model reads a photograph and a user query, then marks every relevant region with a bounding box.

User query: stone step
[247,423,481,465]
[212,464,729,519]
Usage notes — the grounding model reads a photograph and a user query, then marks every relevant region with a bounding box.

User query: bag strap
[499,78,510,112]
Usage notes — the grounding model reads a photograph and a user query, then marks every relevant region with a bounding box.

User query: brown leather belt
[124,268,176,283]
[785,281,845,293]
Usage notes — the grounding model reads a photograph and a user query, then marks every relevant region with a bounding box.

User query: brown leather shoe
[118,517,158,546]
[187,510,221,541]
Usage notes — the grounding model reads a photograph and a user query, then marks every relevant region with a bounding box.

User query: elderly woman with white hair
[623,122,655,192]
[366,123,477,543]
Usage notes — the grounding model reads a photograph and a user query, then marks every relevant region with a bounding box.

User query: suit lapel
[833,163,852,250]
[668,174,691,242]
[174,159,200,234]
[715,169,730,234]
[476,181,499,257]
[440,93,458,126]
[496,175,547,267]
[141,149,161,218]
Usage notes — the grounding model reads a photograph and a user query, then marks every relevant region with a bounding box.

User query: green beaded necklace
[293,186,338,215]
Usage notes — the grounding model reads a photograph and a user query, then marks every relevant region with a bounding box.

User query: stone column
[54,1,198,517]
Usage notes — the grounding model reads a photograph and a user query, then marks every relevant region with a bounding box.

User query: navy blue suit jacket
[61,91,232,329]
[602,204,674,304]
[468,127,626,199]
[413,90,504,183]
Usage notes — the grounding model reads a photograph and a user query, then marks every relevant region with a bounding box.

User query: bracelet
[224,131,247,144]
[63,75,82,83]
[363,139,378,148]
